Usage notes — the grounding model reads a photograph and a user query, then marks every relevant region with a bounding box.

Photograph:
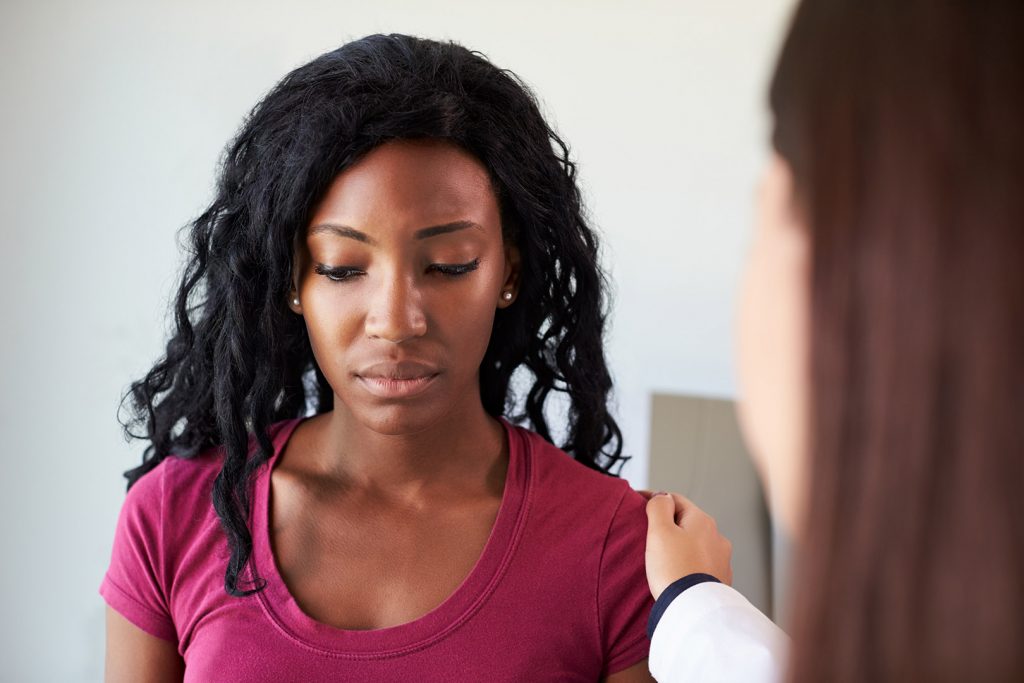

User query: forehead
[308,139,500,235]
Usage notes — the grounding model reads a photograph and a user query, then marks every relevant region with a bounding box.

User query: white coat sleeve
[648,582,789,683]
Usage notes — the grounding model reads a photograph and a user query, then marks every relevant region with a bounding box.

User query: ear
[497,243,522,308]
[287,291,303,315]
[288,232,305,315]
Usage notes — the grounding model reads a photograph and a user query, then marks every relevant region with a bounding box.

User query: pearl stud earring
[502,291,513,301]
[292,297,300,306]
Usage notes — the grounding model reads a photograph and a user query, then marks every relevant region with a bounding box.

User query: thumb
[645,493,678,532]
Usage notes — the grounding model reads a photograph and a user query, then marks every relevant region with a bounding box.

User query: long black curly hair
[121,34,625,597]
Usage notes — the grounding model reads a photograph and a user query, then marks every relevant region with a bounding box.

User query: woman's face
[292,139,519,435]
[736,153,811,538]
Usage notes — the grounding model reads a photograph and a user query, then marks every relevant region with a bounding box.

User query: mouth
[355,361,441,399]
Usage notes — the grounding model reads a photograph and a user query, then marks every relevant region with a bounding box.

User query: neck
[312,397,506,498]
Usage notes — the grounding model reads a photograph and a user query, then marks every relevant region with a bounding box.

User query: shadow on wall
[647,393,792,627]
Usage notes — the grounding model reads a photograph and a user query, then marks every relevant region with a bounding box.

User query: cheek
[736,246,775,467]
[736,239,810,536]
[296,280,363,361]
[434,268,503,352]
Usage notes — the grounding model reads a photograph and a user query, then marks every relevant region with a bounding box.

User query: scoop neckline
[249,417,532,657]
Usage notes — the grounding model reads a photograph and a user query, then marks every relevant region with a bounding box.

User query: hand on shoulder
[641,491,733,599]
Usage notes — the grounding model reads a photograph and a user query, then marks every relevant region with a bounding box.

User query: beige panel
[648,393,774,617]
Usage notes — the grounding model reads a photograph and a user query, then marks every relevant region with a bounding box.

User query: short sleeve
[99,464,177,643]
[598,487,654,675]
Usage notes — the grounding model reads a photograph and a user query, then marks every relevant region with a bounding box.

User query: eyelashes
[314,264,364,282]
[314,258,480,283]
[427,258,480,277]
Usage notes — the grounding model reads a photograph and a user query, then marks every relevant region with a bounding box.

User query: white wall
[0,0,794,679]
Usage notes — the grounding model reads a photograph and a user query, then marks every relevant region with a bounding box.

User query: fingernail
[653,491,668,497]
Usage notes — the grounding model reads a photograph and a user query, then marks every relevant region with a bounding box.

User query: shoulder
[509,424,647,554]
[115,449,225,561]
[120,418,304,548]
[512,424,640,514]
[126,449,222,512]
[104,446,228,642]
[126,418,299,513]
[508,426,653,670]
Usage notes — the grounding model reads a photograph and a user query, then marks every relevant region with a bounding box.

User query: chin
[350,402,448,437]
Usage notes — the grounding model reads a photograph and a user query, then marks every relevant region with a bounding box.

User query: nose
[364,273,427,343]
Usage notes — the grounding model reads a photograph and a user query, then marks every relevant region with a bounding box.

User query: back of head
[771,1,1024,680]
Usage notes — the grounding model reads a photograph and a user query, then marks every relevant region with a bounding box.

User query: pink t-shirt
[101,418,652,681]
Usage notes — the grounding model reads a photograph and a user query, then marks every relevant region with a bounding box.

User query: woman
[645,0,1024,681]
[102,35,654,682]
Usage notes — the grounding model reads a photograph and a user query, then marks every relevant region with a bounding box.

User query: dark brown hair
[771,1,1024,680]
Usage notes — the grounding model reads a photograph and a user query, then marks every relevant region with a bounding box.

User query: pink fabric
[101,419,652,681]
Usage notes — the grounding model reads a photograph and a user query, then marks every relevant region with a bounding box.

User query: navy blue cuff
[646,573,722,639]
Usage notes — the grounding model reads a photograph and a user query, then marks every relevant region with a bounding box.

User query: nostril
[365,307,427,343]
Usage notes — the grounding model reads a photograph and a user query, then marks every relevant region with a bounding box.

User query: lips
[355,361,441,399]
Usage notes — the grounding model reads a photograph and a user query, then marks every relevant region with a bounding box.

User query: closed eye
[314,264,365,282]
[428,259,480,277]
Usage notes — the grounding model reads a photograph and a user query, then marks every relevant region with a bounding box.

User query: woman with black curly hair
[101,34,654,682]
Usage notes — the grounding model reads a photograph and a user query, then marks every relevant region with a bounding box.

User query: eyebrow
[308,224,375,244]
[307,220,482,244]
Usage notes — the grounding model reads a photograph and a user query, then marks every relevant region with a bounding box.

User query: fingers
[655,491,701,527]
[674,494,720,534]
[643,490,709,528]
[666,492,694,525]
[644,489,736,593]
[639,489,695,509]
[645,492,678,532]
